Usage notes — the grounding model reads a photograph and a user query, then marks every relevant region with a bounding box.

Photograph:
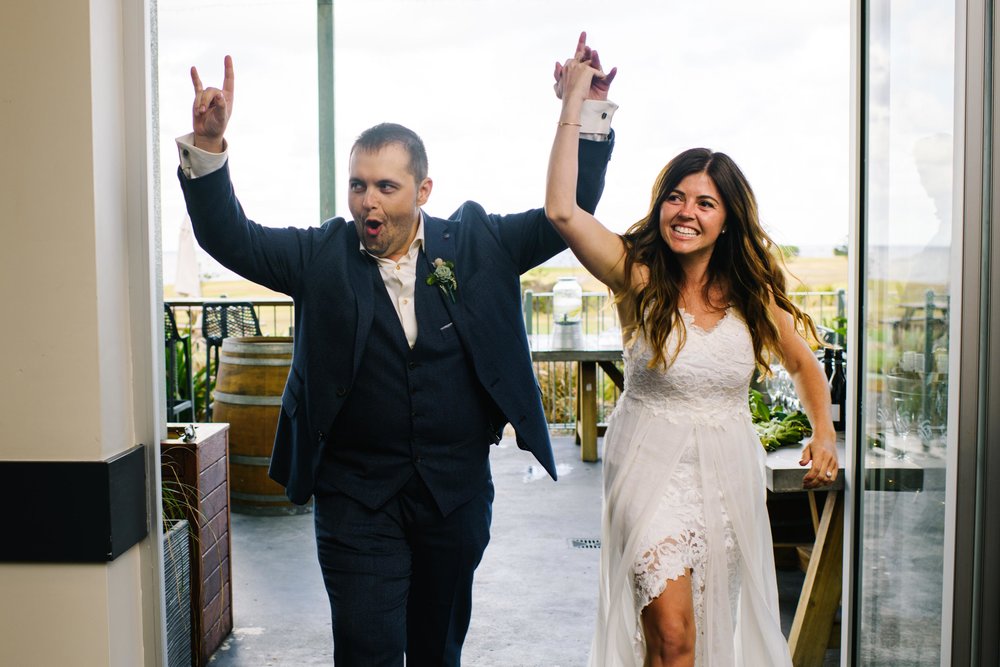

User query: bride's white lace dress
[588,309,792,666]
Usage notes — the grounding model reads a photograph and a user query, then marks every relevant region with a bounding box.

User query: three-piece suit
[178,133,613,665]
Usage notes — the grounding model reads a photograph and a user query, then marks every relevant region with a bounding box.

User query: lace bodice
[619,309,755,423]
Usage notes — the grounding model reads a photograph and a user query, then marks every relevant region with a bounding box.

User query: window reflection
[860,1,954,664]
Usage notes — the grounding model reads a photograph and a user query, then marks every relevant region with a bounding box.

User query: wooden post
[317,0,335,221]
[577,361,598,461]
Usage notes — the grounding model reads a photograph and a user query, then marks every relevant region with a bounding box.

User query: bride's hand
[800,435,838,489]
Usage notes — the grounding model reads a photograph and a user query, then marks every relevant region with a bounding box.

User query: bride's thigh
[640,571,696,665]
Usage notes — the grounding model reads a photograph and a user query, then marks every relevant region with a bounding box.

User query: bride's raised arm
[545,56,628,292]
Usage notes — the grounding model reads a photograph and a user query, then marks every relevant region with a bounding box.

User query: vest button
[408,361,417,370]
[336,387,347,397]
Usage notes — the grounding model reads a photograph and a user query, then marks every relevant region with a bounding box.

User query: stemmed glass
[892,397,914,460]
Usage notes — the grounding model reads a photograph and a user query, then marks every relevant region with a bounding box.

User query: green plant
[192,364,214,422]
[832,315,847,345]
[535,362,575,425]
[748,388,814,452]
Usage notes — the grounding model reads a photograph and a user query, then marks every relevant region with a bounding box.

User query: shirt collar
[359,211,425,262]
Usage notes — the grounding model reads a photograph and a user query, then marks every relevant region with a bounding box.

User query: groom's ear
[416,177,433,207]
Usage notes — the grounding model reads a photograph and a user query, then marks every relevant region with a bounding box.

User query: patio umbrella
[175,215,202,297]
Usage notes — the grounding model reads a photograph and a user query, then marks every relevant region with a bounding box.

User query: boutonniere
[427,258,458,303]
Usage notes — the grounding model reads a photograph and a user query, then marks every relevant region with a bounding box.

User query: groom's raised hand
[552,31,617,101]
[190,55,234,153]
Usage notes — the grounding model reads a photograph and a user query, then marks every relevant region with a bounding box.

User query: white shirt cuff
[580,100,618,141]
[176,133,228,179]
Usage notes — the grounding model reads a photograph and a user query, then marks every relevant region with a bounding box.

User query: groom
[178,35,616,666]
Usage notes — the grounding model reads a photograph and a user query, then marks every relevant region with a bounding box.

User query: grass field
[519,255,849,294]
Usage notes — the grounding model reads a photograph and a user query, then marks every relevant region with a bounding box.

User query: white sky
[157,0,850,259]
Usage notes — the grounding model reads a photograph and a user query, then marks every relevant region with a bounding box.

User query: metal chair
[164,304,195,422]
[201,301,262,420]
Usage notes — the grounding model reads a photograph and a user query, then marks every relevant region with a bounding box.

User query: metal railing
[164,289,844,433]
[788,289,847,347]
[522,289,621,432]
[164,298,294,421]
[166,297,295,340]
[522,288,845,432]
[521,289,619,336]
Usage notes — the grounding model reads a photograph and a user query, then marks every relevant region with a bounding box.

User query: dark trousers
[313,474,493,667]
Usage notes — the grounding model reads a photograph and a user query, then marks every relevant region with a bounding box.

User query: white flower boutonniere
[427,258,458,303]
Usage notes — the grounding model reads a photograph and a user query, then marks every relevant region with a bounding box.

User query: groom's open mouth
[364,219,384,237]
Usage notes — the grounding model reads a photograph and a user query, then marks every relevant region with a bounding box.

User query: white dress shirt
[364,219,425,348]
[176,100,618,346]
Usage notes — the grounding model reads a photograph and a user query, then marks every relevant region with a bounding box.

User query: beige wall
[0,1,104,456]
[0,0,162,665]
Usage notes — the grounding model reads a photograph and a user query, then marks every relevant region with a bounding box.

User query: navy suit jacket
[179,135,613,504]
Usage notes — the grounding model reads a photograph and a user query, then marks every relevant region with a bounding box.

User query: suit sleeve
[576,130,614,215]
[177,161,324,297]
[491,131,615,273]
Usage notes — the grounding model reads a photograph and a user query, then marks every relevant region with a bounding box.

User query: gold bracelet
[558,121,582,127]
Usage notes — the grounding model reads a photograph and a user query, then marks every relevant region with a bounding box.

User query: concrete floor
[207,435,838,666]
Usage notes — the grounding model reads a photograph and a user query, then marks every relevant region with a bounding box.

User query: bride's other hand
[559,58,603,106]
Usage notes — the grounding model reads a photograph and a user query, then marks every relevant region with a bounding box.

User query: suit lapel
[346,240,376,374]
[422,214,465,328]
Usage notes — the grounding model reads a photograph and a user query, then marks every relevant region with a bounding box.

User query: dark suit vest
[313,253,500,515]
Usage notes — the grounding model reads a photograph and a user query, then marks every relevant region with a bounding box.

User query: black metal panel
[0,445,148,562]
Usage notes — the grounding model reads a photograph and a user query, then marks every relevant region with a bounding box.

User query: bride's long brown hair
[616,148,819,371]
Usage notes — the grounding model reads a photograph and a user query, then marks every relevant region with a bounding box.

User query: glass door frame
[847,1,1000,665]
[952,1,1000,664]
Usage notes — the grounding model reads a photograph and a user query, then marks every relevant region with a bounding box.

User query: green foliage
[748,389,813,452]
[192,364,214,422]
[832,315,848,343]
[535,362,576,426]
[833,244,848,256]
[749,388,771,422]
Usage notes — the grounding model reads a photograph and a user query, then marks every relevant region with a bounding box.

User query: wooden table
[897,298,949,322]
[766,440,845,667]
[528,334,623,462]
[768,434,944,666]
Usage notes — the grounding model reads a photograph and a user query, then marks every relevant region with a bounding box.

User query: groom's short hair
[352,123,429,183]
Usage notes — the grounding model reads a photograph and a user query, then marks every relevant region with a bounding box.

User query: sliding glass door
[856,1,956,664]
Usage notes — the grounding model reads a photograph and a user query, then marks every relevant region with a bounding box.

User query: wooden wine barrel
[213,337,310,515]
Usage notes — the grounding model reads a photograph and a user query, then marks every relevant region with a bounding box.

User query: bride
[545,37,839,666]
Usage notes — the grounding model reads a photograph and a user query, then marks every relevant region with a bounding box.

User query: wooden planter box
[162,423,233,667]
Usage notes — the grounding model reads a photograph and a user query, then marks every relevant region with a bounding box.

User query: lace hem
[628,447,741,663]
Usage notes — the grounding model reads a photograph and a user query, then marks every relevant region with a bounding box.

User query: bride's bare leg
[640,570,695,667]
